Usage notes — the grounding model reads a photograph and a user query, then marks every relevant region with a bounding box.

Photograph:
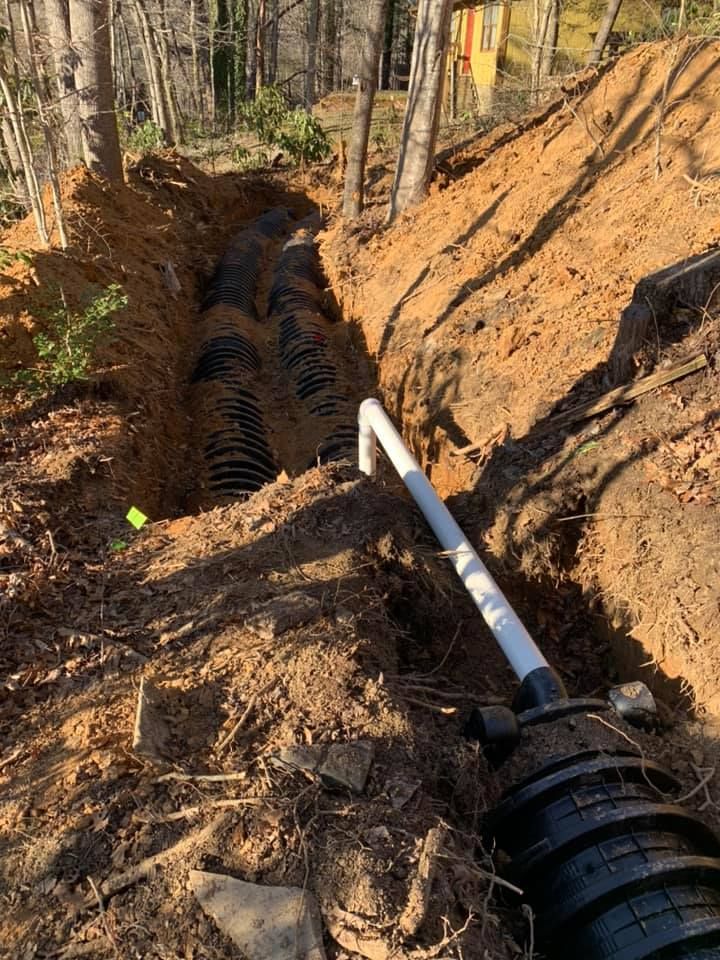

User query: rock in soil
[190,870,326,960]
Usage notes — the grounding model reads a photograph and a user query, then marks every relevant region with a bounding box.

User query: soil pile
[0,464,522,958]
[323,38,720,714]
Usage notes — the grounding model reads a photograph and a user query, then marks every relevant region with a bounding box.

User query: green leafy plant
[232,145,270,172]
[238,86,331,166]
[11,284,127,396]
[125,119,165,156]
[0,247,33,271]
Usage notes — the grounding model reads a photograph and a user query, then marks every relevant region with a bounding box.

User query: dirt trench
[3,124,720,957]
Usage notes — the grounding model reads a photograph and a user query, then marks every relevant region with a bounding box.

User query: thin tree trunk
[380,0,395,90]
[531,0,554,99]
[388,0,452,221]
[118,4,137,113]
[342,0,387,217]
[322,0,335,93]
[189,0,204,119]
[0,54,49,243]
[256,0,266,92]
[69,0,124,181]
[269,0,279,82]
[246,0,258,98]
[304,0,319,108]
[587,0,624,63]
[45,0,84,164]
[1,116,24,186]
[154,0,181,141]
[541,0,559,77]
[132,0,169,134]
[18,0,68,247]
[335,0,343,86]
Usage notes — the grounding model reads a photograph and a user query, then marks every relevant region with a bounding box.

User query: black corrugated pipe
[202,208,292,313]
[192,209,292,501]
[465,672,720,959]
[268,228,356,467]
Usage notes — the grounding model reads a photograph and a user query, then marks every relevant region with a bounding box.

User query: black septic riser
[488,749,720,959]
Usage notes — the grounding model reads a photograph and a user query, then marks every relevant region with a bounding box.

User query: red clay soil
[3,39,720,960]
[323,38,720,716]
[0,156,517,959]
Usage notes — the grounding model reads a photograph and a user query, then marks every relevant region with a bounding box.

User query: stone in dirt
[271,740,375,793]
[319,741,375,794]
[132,676,171,762]
[189,870,326,960]
[245,591,319,640]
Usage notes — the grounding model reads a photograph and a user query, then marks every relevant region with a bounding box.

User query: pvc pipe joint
[357,398,549,682]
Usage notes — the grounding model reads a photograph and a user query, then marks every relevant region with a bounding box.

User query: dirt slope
[324,38,720,714]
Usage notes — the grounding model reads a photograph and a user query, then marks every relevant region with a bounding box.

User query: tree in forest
[304,0,319,108]
[342,0,387,217]
[587,0,624,63]
[45,0,84,164]
[69,0,123,180]
[387,0,452,221]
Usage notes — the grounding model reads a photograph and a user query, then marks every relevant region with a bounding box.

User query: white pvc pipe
[357,398,549,682]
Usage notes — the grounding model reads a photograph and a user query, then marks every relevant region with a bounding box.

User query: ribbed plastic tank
[489,747,720,958]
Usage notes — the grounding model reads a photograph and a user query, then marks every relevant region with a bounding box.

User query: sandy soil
[2,36,720,960]
[323,37,720,716]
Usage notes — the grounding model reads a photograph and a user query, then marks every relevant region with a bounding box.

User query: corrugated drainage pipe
[357,397,720,960]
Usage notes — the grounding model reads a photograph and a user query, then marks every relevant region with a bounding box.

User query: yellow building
[449,0,663,110]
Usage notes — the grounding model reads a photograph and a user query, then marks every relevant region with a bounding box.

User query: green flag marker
[126,506,148,530]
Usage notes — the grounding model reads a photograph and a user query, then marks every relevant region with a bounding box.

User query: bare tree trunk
[256,0,266,92]
[0,117,26,205]
[69,0,124,181]
[117,5,137,104]
[342,0,387,218]
[380,0,395,90]
[1,117,24,184]
[246,0,258,98]
[155,0,181,141]
[587,0,624,64]
[531,0,554,99]
[387,0,452,221]
[304,0,319,108]
[189,0,204,119]
[44,0,84,164]
[541,0,559,77]
[322,0,336,93]
[335,0,343,86]
[268,0,279,82]
[132,0,169,134]
[0,52,49,243]
[18,0,69,247]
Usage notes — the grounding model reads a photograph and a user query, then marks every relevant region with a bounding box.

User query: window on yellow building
[480,2,500,50]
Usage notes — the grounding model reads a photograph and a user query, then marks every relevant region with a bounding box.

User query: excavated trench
[172,207,720,959]
[186,209,365,511]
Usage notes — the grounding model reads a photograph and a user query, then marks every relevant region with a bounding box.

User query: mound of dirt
[0,464,522,958]
[323,38,720,715]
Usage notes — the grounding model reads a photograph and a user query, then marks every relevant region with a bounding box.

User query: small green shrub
[0,247,32,271]
[232,145,270,171]
[11,284,128,396]
[125,119,165,156]
[238,86,331,166]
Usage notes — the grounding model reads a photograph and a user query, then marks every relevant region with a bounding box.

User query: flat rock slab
[190,870,326,960]
[271,740,375,793]
[245,591,319,640]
